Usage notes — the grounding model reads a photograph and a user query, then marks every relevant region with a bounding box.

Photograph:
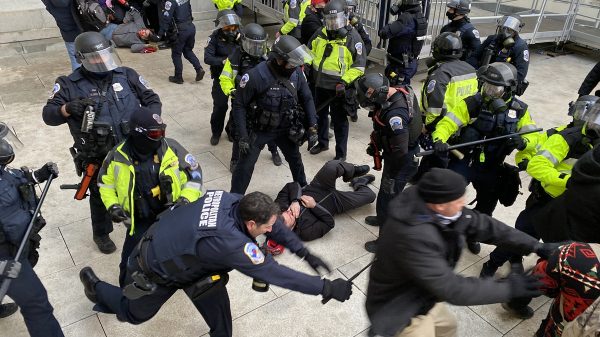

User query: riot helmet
[271,35,315,68]
[129,107,166,157]
[345,0,357,12]
[216,10,241,42]
[584,102,600,139]
[0,122,23,166]
[569,95,600,123]
[446,0,470,20]
[389,0,421,15]
[75,32,122,73]
[355,73,390,111]
[323,0,348,32]
[497,14,524,47]
[477,62,518,100]
[241,23,268,57]
[432,32,463,61]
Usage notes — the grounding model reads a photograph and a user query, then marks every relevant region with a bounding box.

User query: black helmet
[74,32,122,73]
[0,122,23,166]
[477,62,518,99]
[432,32,463,61]
[390,0,421,15]
[0,139,14,166]
[569,95,600,121]
[446,0,471,14]
[345,0,358,12]
[584,102,600,138]
[241,23,268,57]
[324,0,348,32]
[216,9,241,28]
[355,73,390,111]
[497,14,524,35]
[271,35,314,67]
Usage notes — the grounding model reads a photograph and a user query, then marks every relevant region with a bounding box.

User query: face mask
[437,210,463,222]
[269,59,295,77]
[131,131,162,157]
[221,30,239,42]
[446,11,457,21]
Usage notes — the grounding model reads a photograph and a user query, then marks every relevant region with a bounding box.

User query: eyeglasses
[135,125,166,140]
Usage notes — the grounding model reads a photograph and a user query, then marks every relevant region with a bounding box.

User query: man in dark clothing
[111,8,160,53]
[275,160,375,243]
[440,0,481,62]
[300,0,327,45]
[578,61,600,97]
[41,0,83,70]
[366,168,555,337]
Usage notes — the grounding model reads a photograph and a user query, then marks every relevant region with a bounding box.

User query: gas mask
[446,11,458,21]
[481,82,506,101]
[221,26,240,43]
[499,27,516,48]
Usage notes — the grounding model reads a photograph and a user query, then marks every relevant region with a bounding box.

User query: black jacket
[578,61,600,96]
[300,8,323,45]
[366,187,539,336]
[41,0,81,42]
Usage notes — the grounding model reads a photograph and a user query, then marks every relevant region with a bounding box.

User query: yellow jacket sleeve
[432,99,470,142]
[98,153,119,210]
[526,134,570,197]
[219,58,235,96]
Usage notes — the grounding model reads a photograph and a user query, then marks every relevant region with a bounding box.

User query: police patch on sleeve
[239,73,249,88]
[164,1,172,10]
[389,116,403,131]
[523,50,529,62]
[244,243,265,265]
[473,29,480,39]
[139,75,151,89]
[50,83,60,99]
[185,153,199,170]
[290,0,297,8]
[508,110,517,118]
[355,42,363,56]
[426,80,436,94]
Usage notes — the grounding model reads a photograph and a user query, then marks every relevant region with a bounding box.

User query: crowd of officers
[3,0,600,336]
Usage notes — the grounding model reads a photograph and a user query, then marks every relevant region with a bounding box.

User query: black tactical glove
[366,143,376,157]
[238,137,251,156]
[507,273,543,299]
[534,242,563,260]
[298,248,332,275]
[433,140,449,158]
[65,98,95,119]
[34,162,59,183]
[147,32,161,43]
[173,197,190,209]
[0,260,21,279]
[108,204,130,223]
[229,89,237,99]
[335,83,346,97]
[322,278,352,303]
[517,159,529,171]
[307,126,318,151]
[507,135,527,151]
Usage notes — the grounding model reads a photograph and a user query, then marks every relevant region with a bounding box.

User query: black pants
[118,218,154,288]
[384,60,418,86]
[89,175,114,237]
[0,246,64,337]
[211,78,230,137]
[172,25,202,78]
[448,158,501,216]
[231,130,306,194]
[315,89,349,159]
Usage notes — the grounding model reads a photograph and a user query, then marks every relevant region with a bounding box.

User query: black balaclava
[129,106,165,160]
[268,58,295,78]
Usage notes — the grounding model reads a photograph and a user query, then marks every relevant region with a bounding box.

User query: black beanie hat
[418,168,467,204]
[130,106,163,131]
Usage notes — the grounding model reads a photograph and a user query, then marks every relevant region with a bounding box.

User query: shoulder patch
[244,243,265,265]
[426,79,436,94]
[389,116,404,131]
[239,73,249,88]
[50,83,61,99]
[507,110,517,119]
[163,11,169,16]
[152,113,163,124]
[164,1,172,10]
[355,42,363,56]
[139,75,151,89]
[523,49,529,62]
[472,29,480,39]
[184,153,199,170]
[290,0,297,8]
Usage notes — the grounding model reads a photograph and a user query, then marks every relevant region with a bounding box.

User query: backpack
[74,0,108,31]
[560,243,600,337]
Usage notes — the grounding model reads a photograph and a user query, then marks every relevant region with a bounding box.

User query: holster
[123,271,157,300]
[183,273,229,301]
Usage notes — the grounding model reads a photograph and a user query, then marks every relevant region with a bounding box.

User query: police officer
[468,14,529,95]
[431,62,539,217]
[41,0,82,71]
[440,0,480,62]
[158,0,206,84]
[379,0,427,86]
[212,0,243,17]
[300,0,328,45]
[413,32,478,182]
[346,0,372,56]
[97,107,204,287]
[79,191,353,336]
[0,124,64,337]
[480,96,599,284]
[230,35,318,194]
[42,31,162,254]
[219,23,283,171]
[205,10,241,145]
[279,0,311,40]
[355,73,422,253]
[308,0,366,160]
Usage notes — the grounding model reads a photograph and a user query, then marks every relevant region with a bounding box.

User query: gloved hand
[34,162,59,182]
[307,126,318,151]
[517,159,529,171]
[65,98,95,119]
[507,135,527,151]
[229,89,237,99]
[298,248,331,275]
[0,260,21,279]
[433,140,449,157]
[238,137,251,156]
[534,242,562,260]
[335,83,346,97]
[147,32,161,43]
[507,273,543,299]
[108,204,130,223]
[322,278,353,303]
[173,197,190,209]
[366,143,376,157]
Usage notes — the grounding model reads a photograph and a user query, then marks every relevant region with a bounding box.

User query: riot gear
[446,0,471,16]
[389,0,421,15]
[569,95,600,123]
[432,32,463,61]
[345,0,358,12]
[497,14,524,47]
[271,35,314,68]
[584,102,600,139]
[216,9,241,42]
[323,0,348,37]
[0,123,23,166]
[355,73,390,110]
[477,62,518,99]
[74,32,122,73]
[241,23,267,57]
[130,107,166,156]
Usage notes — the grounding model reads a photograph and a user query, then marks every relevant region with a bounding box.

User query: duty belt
[135,234,169,286]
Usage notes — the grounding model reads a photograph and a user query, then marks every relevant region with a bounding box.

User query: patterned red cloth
[532,242,600,336]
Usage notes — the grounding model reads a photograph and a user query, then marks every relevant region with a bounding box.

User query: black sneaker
[334,156,346,162]
[501,302,534,319]
[79,267,101,303]
[195,68,206,81]
[0,303,18,318]
[479,261,499,278]
[210,135,219,146]
[309,144,329,155]
[467,241,482,255]
[271,151,282,166]
[353,165,370,178]
[350,174,375,190]
[365,239,378,253]
[168,76,184,84]
[364,216,379,227]
[93,235,116,254]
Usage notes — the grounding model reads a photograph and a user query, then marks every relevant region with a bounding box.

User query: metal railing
[241,0,600,64]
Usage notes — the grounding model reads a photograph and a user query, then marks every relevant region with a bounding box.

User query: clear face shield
[241,36,268,57]
[498,16,523,33]
[0,122,24,166]
[284,44,315,68]
[481,82,505,99]
[216,13,242,30]
[569,100,595,122]
[79,45,122,73]
[585,106,600,139]
[324,11,348,31]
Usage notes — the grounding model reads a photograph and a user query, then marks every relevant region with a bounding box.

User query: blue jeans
[64,42,80,71]
[100,23,118,41]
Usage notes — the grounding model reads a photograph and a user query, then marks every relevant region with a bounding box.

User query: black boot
[364,216,379,227]
[210,134,220,146]
[80,267,101,303]
[365,239,378,253]
[168,76,184,84]
[501,302,534,319]
[353,165,370,178]
[479,261,499,278]
[195,68,206,81]
[467,241,482,254]
[271,151,282,166]
[350,174,375,190]
[0,303,18,318]
[93,235,116,254]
